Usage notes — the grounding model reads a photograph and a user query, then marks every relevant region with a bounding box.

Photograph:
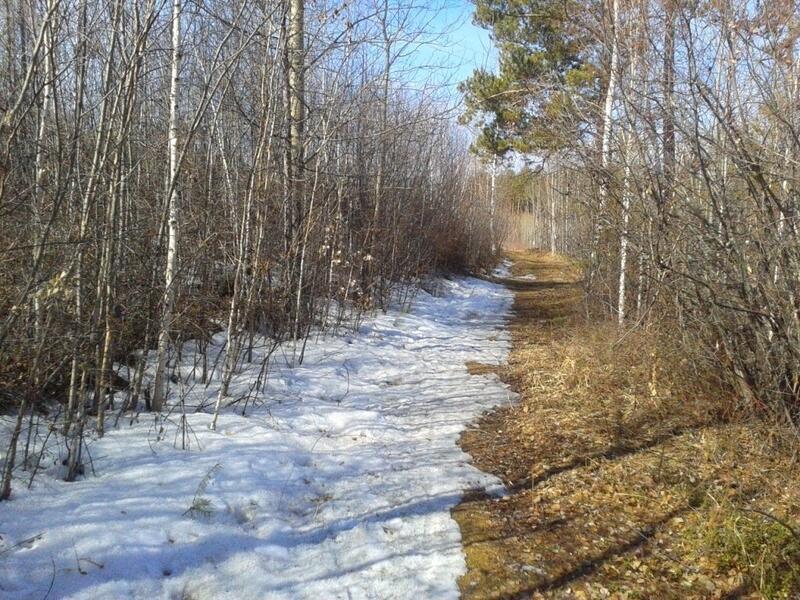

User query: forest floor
[454,250,800,600]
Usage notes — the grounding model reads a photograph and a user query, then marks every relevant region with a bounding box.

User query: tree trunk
[152,0,182,412]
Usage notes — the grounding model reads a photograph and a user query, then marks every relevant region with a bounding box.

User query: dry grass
[454,250,800,600]
[466,361,503,378]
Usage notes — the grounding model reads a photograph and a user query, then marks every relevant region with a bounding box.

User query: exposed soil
[454,250,800,600]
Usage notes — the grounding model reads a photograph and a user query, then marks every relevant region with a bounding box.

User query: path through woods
[7,252,797,599]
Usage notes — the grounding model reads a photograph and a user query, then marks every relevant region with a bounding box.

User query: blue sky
[435,1,497,92]
[399,0,497,103]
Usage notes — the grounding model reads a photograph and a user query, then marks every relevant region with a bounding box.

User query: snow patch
[492,259,513,278]
[0,275,514,599]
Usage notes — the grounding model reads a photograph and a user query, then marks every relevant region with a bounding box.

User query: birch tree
[152,0,183,412]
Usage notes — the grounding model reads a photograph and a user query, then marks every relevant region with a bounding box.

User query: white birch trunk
[152,0,182,412]
[618,141,631,325]
[490,156,497,253]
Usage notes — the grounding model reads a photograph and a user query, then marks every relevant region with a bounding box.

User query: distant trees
[0,0,501,499]
[495,168,585,255]
[464,0,800,431]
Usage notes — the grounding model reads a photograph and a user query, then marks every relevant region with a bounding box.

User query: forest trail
[1,273,518,599]
[7,252,796,599]
[455,250,587,598]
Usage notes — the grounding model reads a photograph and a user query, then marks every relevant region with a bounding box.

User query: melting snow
[0,275,514,599]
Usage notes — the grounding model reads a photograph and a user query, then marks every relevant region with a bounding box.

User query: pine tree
[459,0,599,156]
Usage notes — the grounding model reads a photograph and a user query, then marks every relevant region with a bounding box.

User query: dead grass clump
[554,322,723,448]
[465,361,504,377]
[498,318,725,490]
[674,421,800,599]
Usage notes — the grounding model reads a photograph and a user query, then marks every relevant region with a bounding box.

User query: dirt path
[454,250,587,599]
[453,251,800,600]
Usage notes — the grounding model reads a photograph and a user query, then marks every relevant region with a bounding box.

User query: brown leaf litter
[454,250,800,600]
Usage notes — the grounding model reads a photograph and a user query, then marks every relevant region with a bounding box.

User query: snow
[0,274,514,599]
[492,258,512,278]
[492,259,536,281]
